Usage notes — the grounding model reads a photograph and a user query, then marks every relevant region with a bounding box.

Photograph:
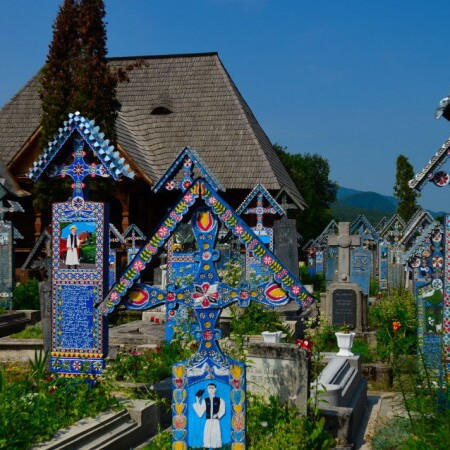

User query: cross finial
[51,137,109,208]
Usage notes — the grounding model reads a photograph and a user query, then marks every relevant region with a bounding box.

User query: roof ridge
[108,52,218,61]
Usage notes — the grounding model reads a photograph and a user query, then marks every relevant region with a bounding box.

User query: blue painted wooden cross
[28,111,134,377]
[98,147,314,449]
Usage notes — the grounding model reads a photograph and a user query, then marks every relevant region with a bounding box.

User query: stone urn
[261,330,283,343]
[335,332,355,357]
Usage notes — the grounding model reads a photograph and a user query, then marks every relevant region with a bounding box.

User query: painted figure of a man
[65,225,80,268]
[193,383,225,448]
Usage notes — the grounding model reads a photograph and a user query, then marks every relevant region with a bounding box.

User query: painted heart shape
[232,431,245,442]
[173,430,187,441]
[173,388,186,403]
[231,389,244,405]
[174,378,184,389]
[232,379,240,389]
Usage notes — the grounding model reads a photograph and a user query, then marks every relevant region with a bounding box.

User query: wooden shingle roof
[0,52,305,208]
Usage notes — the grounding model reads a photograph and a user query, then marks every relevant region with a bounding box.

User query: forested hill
[331,187,443,223]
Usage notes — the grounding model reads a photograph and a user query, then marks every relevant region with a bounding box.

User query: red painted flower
[167,292,175,302]
[192,282,219,307]
[165,180,176,190]
[203,330,213,340]
[182,179,192,190]
[110,291,119,301]
[240,290,249,300]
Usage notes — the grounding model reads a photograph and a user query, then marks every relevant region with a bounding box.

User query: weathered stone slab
[246,342,309,415]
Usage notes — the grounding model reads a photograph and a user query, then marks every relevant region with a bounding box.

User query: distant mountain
[332,187,444,223]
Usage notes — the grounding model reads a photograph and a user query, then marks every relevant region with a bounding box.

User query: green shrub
[12,279,40,310]
[369,289,417,361]
[230,302,289,336]
[247,395,335,450]
[299,265,326,293]
[0,360,119,449]
[105,342,191,384]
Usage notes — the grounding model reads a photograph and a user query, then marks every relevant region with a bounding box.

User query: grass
[9,323,43,339]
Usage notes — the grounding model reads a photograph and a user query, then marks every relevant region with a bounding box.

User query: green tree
[275,145,338,242]
[36,0,134,208]
[393,154,420,223]
[39,0,125,146]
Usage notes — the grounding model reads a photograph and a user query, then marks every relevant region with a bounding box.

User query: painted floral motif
[192,282,219,307]
[165,180,176,190]
[183,193,195,204]
[72,361,82,371]
[290,285,301,295]
[132,259,145,271]
[262,255,273,266]
[157,226,170,238]
[207,196,218,205]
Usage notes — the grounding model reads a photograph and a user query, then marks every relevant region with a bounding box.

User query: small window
[151,106,172,115]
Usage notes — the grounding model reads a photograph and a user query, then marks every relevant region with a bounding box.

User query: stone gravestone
[350,246,372,296]
[0,200,24,309]
[273,217,299,276]
[246,343,309,415]
[98,147,315,449]
[28,112,134,376]
[322,223,367,331]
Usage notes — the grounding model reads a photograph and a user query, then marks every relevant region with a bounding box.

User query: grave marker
[28,112,134,376]
[327,222,361,282]
[98,146,315,448]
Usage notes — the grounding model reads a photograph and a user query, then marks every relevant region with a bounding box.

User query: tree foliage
[39,0,128,146]
[393,154,420,223]
[275,145,338,242]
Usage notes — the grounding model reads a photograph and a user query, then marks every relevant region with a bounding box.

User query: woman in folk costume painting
[193,383,226,449]
[65,225,80,268]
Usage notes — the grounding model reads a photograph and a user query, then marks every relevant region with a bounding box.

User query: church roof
[0,52,305,208]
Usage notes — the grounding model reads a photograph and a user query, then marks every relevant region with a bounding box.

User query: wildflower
[392,321,401,332]
[295,338,313,357]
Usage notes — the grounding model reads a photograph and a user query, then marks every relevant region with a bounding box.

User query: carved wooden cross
[52,136,109,205]
[327,222,361,282]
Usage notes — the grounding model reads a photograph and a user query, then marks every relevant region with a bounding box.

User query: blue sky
[1,0,450,211]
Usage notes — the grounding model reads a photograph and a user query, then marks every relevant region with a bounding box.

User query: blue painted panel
[350,247,372,296]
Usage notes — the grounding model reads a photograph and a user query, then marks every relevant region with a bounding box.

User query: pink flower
[234,225,244,235]
[291,285,301,295]
[133,260,145,271]
[208,196,218,205]
[183,193,194,204]
[157,226,169,238]
[262,255,273,266]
